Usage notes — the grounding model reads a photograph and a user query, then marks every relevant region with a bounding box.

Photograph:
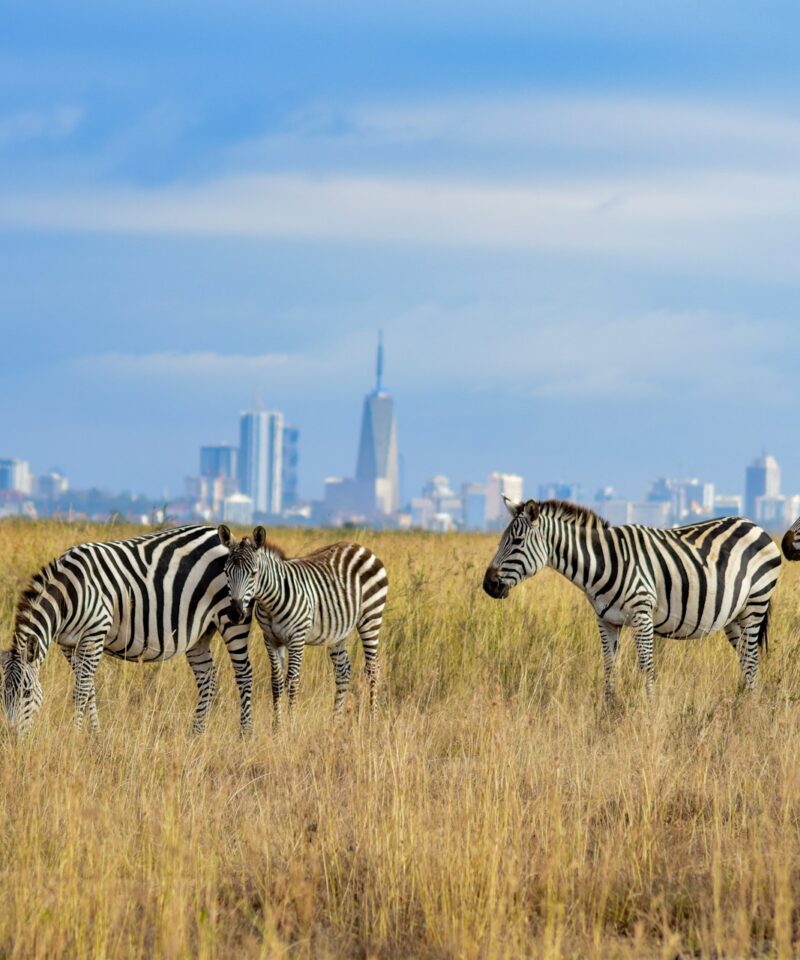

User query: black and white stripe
[1,525,253,734]
[219,525,388,721]
[782,516,800,561]
[483,498,782,698]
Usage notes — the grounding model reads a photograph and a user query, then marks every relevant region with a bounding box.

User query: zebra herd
[2,504,799,734]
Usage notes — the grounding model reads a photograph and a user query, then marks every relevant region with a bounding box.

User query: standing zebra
[1,525,254,735]
[218,525,387,721]
[483,499,782,698]
[782,516,800,560]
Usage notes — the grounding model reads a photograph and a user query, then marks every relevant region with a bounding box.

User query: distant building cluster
[177,410,302,526]
[2,336,799,533]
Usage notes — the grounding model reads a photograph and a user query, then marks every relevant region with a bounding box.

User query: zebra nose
[483,568,507,600]
[228,600,245,623]
[783,530,800,561]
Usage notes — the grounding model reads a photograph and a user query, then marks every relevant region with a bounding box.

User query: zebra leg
[357,612,382,716]
[72,636,104,732]
[220,621,254,735]
[595,618,620,703]
[266,642,286,727]
[186,639,219,734]
[285,639,306,714]
[328,641,353,717]
[630,611,656,696]
[724,621,742,653]
[735,615,764,691]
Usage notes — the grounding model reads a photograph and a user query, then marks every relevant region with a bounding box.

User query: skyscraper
[200,444,238,481]
[745,453,780,520]
[238,410,283,515]
[355,333,399,516]
[282,427,300,509]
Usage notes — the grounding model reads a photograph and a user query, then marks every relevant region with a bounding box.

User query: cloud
[73,311,798,404]
[2,168,799,279]
[0,106,83,147]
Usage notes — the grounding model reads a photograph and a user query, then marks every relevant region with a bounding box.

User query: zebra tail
[758,601,771,655]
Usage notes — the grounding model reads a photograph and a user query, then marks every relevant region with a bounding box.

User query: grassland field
[1,519,800,959]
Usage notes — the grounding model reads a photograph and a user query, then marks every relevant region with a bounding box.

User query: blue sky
[2,1,800,502]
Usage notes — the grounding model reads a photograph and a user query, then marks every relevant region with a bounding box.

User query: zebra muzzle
[782,530,800,561]
[227,600,246,623]
[482,569,510,600]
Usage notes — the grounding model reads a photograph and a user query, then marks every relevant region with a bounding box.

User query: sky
[2,1,800,503]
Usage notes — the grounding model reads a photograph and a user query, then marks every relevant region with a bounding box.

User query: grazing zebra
[483,499,782,698]
[782,516,800,560]
[1,525,254,735]
[218,525,387,721]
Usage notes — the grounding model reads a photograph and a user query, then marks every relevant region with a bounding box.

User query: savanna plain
[2,520,800,959]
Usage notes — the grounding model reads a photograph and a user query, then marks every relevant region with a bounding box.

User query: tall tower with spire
[355,331,400,515]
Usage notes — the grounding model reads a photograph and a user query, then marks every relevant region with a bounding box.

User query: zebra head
[1,647,43,734]
[483,498,548,600]
[783,516,800,561]
[218,524,268,622]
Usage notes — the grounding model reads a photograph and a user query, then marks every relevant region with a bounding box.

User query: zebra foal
[483,498,782,698]
[218,525,388,721]
[1,525,254,735]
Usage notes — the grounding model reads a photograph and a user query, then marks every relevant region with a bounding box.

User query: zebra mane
[12,561,61,649]
[232,536,287,561]
[539,499,609,529]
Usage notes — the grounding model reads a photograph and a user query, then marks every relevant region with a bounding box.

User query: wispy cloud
[0,106,83,147]
[73,311,797,404]
[3,167,798,278]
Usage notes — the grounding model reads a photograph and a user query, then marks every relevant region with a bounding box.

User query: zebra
[782,516,800,560]
[483,498,782,698]
[1,525,254,735]
[218,524,387,722]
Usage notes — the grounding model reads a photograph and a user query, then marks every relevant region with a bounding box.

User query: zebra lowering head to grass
[782,516,800,560]
[1,525,254,736]
[483,499,782,699]
[218,525,387,722]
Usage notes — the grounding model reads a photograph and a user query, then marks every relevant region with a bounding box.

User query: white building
[0,459,32,495]
[238,410,283,515]
[223,492,254,526]
[485,472,524,528]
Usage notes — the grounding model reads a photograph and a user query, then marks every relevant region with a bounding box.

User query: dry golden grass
[1,519,800,959]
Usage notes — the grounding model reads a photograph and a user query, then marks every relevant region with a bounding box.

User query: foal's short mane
[12,561,60,645]
[233,536,287,560]
[540,499,609,529]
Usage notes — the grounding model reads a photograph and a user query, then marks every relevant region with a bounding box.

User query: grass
[1,518,800,958]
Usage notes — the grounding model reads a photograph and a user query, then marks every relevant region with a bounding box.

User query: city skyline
[1,4,800,505]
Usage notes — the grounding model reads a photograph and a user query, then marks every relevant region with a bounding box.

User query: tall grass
[1,519,800,958]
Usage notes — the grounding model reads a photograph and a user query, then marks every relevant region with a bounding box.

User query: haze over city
[2,2,800,503]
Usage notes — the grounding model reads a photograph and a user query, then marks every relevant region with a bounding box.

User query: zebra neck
[255,551,288,605]
[14,590,62,662]
[546,519,602,594]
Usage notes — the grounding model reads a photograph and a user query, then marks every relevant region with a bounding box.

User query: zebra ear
[253,526,268,549]
[217,524,233,548]
[503,496,524,518]
[523,500,541,523]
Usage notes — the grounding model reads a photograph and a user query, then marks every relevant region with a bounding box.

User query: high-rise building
[485,472,524,528]
[0,459,32,494]
[282,427,300,509]
[354,333,399,516]
[745,454,780,520]
[238,410,283,515]
[200,444,238,481]
[461,482,487,530]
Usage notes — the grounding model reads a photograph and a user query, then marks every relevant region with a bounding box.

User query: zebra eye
[511,537,525,546]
